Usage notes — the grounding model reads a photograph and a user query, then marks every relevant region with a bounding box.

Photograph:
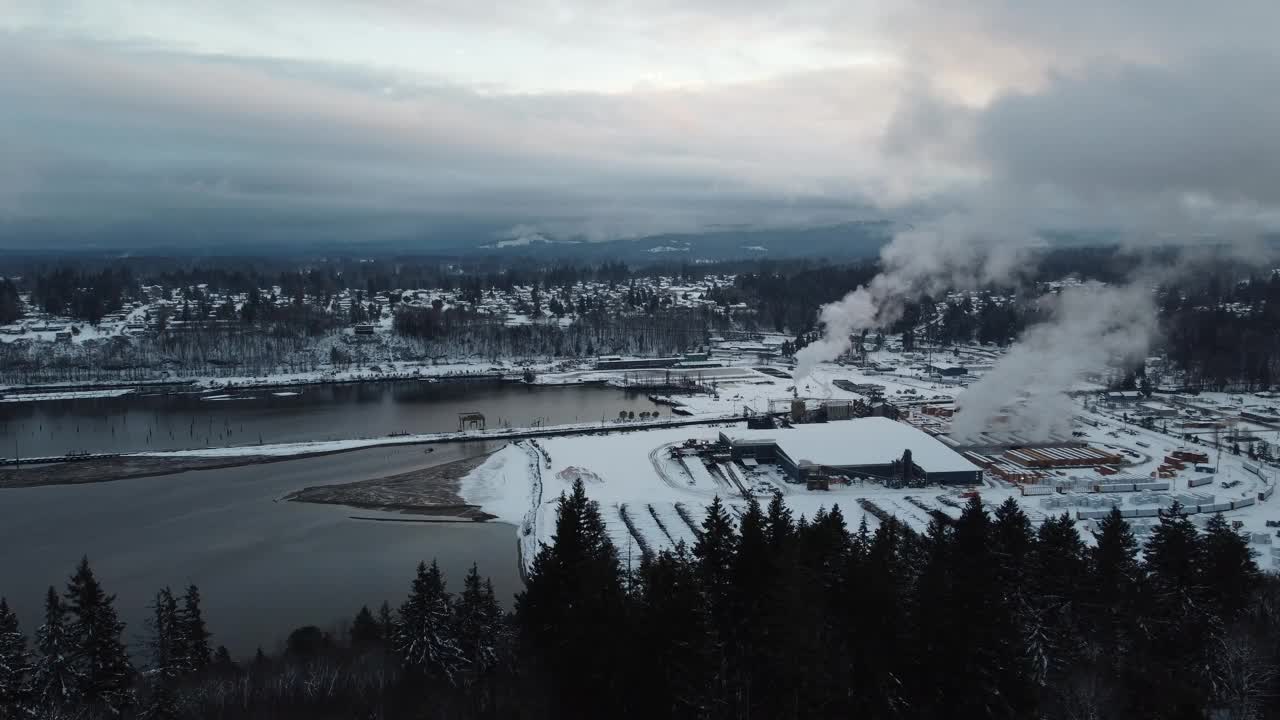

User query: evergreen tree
[377,601,394,643]
[632,545,715,719]
[0,599,32,720]
[65,557,133,714]
[32,587,79,713]
[694,496,738,623]
[349,605,382,652]
[991,497,1035,588]
[516,479,627,716]
[1088,507,1141,651]
[727,498,779,716]
[210,647,237,677]
[454,565,503,680]
[848,517,912,717]
[394,560,463,683]
[949,495,1033,717]
[1082,509,1144,716]
[764,491,794,549]
[1029,513,1087,694]
[1139,502,1212,716]
[140,588,181,720]
[911,518,955,714]
[178,585,211,673]
[1200,513,1260,623]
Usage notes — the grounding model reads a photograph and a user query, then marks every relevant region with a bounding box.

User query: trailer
[1188,476,1214,488]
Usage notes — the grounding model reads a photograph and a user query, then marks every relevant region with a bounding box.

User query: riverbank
[285,452,497,520]
[0,359,585,397]
[0,413,746,488]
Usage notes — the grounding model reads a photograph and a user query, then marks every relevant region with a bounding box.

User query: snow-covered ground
[452,372,1280,574]
[458,424,995,573]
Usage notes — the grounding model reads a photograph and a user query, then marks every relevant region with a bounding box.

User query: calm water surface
[1,380,662,456]
[0,442,521,656]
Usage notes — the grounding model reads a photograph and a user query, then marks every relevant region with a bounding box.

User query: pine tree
[179,585,211,673]
[0,599,32,720]
[377,601,394,644]
[1030,513,1087,693]
[1088,507,1141,657]
[32,586,79,713]
[728,498,774,716]
[849,516,912,717]
[516,479,627,716]
[349,605,382,652]
[910,518,955,714]
[950,495,1033,717]
[694,496,738,621]
[764,491,794,549]
[394,560,463,683]
[454,565,502,679]
[1200,513,1260,623]
[65,557,134,714]
[210,647,236,677]
[140,588,181,720]
[633,545,715,719]
[992,497,1034,588]
[1139,501,1211,716]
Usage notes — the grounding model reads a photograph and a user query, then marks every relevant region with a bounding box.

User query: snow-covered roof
[726,417,980,475]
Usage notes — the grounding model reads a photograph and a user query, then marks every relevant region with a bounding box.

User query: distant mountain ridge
[463,221,895,262]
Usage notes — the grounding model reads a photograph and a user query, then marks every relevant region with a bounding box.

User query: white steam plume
[793,217,1041,380]
[950,281,1158,442]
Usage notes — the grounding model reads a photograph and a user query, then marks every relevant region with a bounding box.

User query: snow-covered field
[457,425,988,573]
[453,375,1280,574]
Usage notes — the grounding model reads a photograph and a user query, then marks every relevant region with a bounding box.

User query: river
[0,380,662,457]
[0,442,523,657]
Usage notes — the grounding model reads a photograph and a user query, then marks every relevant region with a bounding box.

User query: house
[1104,391,1144,404]
[926,361,968,377]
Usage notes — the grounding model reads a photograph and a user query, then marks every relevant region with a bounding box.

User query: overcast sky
[1,1,1277,247]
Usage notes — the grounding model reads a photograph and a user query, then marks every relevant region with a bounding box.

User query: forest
[0,481,1273,719]
[3,248,1280,389]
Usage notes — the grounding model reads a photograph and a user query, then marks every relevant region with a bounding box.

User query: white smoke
[949,281,1158,442]
[793,216,1042,380]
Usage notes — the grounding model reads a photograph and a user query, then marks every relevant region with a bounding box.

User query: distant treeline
[1,482,1274,719]
[6,248,1280,390]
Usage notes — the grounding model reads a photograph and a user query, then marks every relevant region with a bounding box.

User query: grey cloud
[0,34,897,246]
[976,54,1280,208]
